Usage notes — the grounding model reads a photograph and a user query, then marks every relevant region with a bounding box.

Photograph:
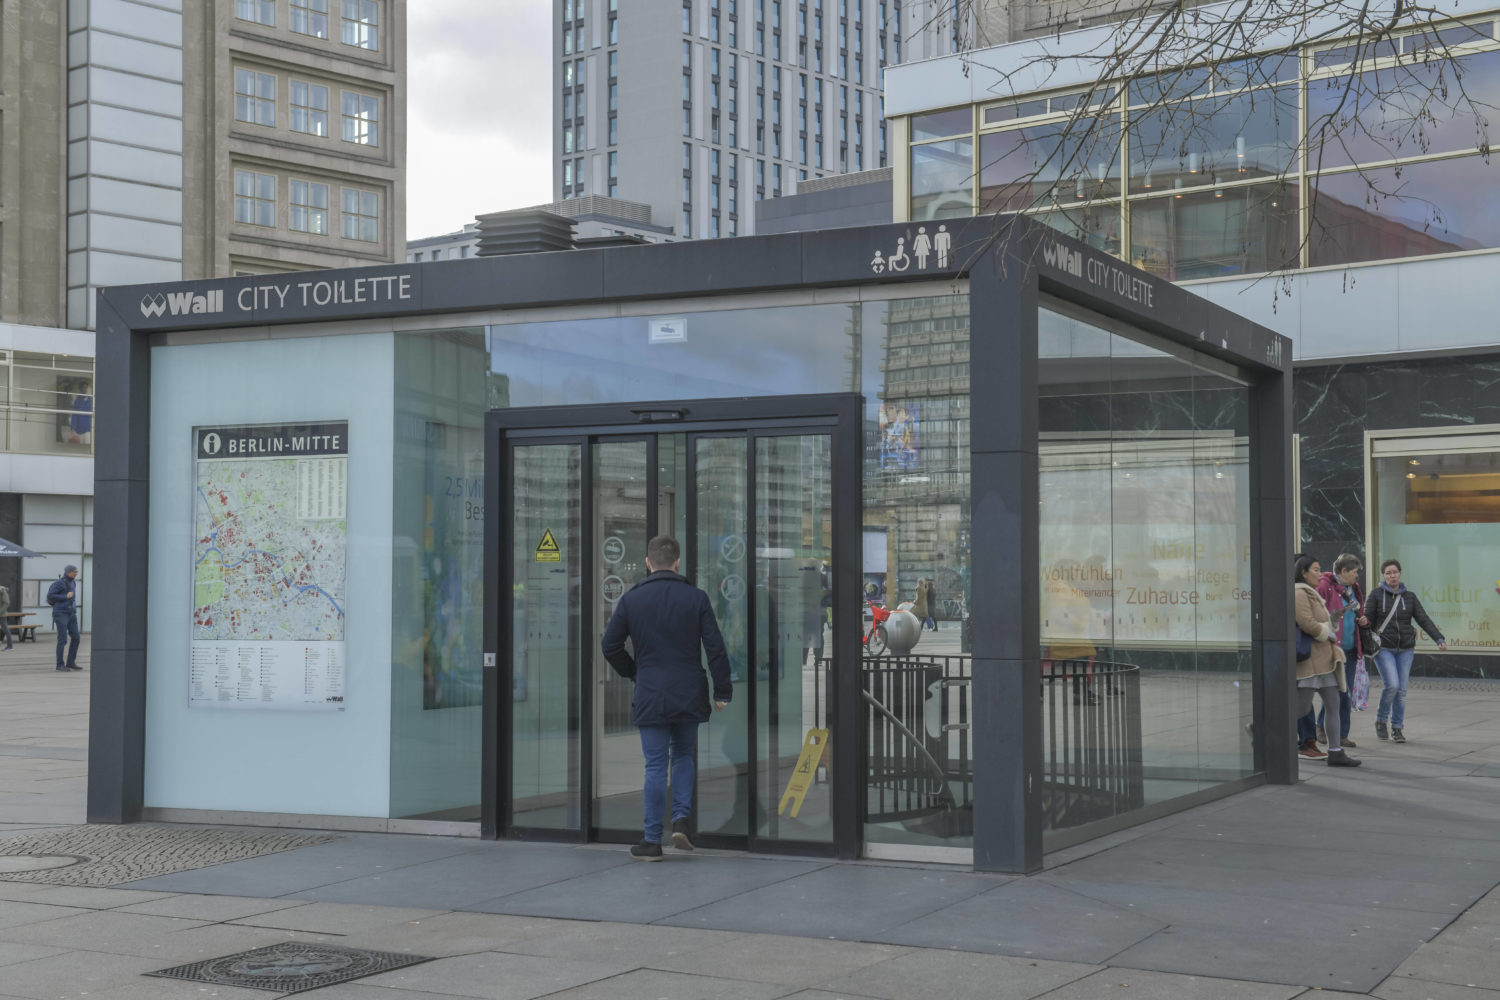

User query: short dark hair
[1293,554,1319,583]
[647,535,680,568]
[1332,553,1362,574]
[1381,558,1402,573]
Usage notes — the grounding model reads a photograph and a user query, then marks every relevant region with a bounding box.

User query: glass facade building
[92,220,1292,871]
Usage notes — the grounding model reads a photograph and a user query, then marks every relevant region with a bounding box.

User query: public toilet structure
[89,219,1294,872]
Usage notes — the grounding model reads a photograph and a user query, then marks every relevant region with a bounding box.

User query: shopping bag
[1352,658,1371,712]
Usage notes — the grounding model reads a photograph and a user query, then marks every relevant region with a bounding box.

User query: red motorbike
[863,600,891,656]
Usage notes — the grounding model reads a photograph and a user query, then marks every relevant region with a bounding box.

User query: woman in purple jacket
[1315,554,1368,748]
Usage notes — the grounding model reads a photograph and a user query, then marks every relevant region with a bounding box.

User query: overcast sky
[407,2,553,240]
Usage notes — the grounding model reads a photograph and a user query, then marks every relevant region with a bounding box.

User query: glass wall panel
[7,352,94,456]
[1310,157,1500,265]
[1370,436,1500,651]
[912,108,972,141]
[1130,181,1298,280]
[911,138,974,221]
[1307,48,1500,169]
[389,331,491,819]
[1038,307,1253,833]
[1128,88,1297,190]
[511,443,583,830]
[978,121,1121,213]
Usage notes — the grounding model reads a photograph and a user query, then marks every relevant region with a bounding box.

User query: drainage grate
[147,942,431,994]
[0,825,336,886]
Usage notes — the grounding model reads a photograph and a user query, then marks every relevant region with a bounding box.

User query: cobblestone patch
[0,825,336,886]
[147,942,430,994]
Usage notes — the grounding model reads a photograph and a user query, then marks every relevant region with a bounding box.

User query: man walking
[48,566,81,672]
[601,535,732,861]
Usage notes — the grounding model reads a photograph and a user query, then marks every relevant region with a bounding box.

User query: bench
[2,612,37,643]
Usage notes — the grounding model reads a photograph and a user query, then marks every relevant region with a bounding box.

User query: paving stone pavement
[2,649,1500,998]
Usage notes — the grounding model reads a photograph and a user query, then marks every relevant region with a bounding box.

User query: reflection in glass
[695,436,750,837]
[1128,88,1296,191]
[591,440,650,834]
[755,433,834,844]
[1307,48,1500,169]
[912,108,972,142]
[511,443,582,830]
[1038,308,1254,833]
[1130,181,1298,280]
[1310,157,1500,266]
[1370,442,1500,651]
[911,138,974,220]
[978,120,1121,213]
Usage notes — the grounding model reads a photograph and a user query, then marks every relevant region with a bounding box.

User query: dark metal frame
[483,395,864,859]
[92,217,1292,876]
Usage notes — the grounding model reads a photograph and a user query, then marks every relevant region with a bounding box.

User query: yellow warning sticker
[778,727,830,818]
[535,528,561,563]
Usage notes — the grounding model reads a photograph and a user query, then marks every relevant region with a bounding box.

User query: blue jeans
[54,613,79,669]
[1318,655,1358,740]
[1298,708,1317,744]
[640,722,697,844]
[1374,647,1415,728]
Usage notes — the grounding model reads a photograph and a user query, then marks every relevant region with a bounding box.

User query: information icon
[601,575,625,603]
[720,574,746,602]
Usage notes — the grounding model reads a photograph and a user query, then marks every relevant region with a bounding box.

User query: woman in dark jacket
[1364,558,1446,744]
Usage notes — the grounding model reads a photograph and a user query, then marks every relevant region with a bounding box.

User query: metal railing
[859,654,1145,837]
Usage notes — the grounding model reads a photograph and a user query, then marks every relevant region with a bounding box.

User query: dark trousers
[55,613,79,669]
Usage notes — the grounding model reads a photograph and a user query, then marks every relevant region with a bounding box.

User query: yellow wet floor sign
[778,727,829,818]
[535,528,561,562]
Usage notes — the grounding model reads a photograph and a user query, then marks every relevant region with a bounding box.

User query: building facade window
[341,91,380,145]
[234,169,276,227]
[341,0,379,50]
[291,0,329,37]
[341,187,379,242]
[289,80,329,136]
[289,179,330,234]
[236,0,274,26]
[234,69,275,127]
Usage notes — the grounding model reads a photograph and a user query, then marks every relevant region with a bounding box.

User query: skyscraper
[555,0,904,240]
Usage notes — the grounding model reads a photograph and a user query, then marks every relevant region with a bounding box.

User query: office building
[0,0,405,625]
[886,0,1500,678]
[555,0,905,239]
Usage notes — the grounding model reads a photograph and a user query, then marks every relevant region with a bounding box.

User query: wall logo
[140,289,225,319]
[1041,241,1084,278]
[201,432,222,456]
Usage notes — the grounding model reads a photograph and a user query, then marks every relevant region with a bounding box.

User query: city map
[193,455,347,642]
[189,423,349,711]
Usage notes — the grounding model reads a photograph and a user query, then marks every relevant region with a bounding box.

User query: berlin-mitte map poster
[190,422,349,710]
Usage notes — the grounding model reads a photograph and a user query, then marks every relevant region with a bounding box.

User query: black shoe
[55,666,69,672]
[1392,727,1406,743]
[1327,749,1363,767]
[66,665,82,671]
[630,841,663,862]
[671,818,694,851]
[1375,721,1389,741]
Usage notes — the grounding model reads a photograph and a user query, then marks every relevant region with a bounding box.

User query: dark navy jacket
[46,577,77,618]
[601,571,733,726]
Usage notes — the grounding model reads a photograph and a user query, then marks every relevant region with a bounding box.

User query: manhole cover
[0,854,84,874]
[147,942,431,994]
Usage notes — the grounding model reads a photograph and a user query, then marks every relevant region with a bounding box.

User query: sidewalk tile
[536,968,790,1000]
[283,843,631,909]
[497,919,728,964]
[772,991,884,1000]
[875,879,1164,964]
[356,951,633,999]
[0,909,210,956]
[0,899,91,929]
[353,911,584,958]
[1375,975,1500,998]
[0,885,176,910]
[132,922,344,964]
[1029,968,1301,999]
[813,949,1100,1000]
[0,940,66,968]
[0,949,166,997]
[113,892,311,922]
[657,864,992,938]
[227,900,446,935]
[471,854,826,923]
[649,933,908,987]
[1389,941,1500,988]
